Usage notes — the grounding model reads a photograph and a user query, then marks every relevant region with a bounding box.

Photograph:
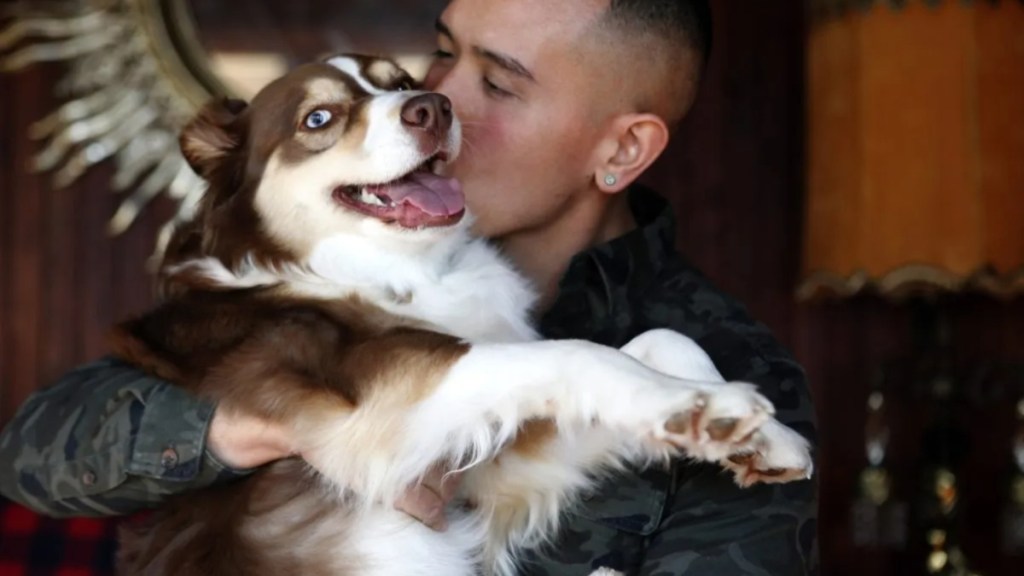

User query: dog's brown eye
[304,109,332,129]
[396,80,414,92]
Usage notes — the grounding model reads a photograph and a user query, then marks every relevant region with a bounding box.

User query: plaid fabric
[0,498,118,576]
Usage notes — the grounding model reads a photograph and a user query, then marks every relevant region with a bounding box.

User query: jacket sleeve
[638,346,819,576]
[0,357,251,517]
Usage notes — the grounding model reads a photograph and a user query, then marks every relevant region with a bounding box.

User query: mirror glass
[186,0,449,98]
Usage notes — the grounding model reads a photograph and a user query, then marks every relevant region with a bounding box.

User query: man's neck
[499,191,637,313]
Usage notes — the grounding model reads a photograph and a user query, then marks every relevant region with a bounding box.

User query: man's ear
[179,97,248,177]
[591,113,669,193]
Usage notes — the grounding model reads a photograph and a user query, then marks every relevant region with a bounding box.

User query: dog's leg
[362,338,774,576]
[457,332,812,575]
[619,329,813,486]
[300,336,776,506]
[396,339,775,483]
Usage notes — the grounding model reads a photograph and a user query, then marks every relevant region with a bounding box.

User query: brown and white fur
[112,54,813,576]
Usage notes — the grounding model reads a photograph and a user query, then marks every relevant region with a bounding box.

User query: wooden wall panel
[0,50,11,427]
[0,62,174,424]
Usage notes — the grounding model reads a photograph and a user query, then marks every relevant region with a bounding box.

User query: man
[0,0,818,574]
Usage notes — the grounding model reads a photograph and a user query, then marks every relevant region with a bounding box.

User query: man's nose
[424,66,469,118]
[400,93,453,133]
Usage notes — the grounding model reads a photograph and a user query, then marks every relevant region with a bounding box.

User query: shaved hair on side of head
[591,0,712,126]
[605,0,712,68]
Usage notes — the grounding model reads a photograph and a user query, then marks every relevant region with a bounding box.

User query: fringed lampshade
[800,0,1024,300]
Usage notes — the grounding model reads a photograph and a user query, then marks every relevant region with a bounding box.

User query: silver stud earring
[603,174,617,186]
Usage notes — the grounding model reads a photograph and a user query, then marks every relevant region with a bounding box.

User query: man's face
[423,0,612,240]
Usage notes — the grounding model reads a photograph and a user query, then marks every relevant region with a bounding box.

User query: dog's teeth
[359,189,386,207]
[431,158,443,175]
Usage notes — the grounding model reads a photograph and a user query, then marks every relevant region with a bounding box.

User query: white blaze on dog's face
[250,55,464,257]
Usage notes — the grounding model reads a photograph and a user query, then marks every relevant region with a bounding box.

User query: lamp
[804,2,1024,574]
[801,0,1024,301]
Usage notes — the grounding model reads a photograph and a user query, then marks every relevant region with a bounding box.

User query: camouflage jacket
[0,187,818,575]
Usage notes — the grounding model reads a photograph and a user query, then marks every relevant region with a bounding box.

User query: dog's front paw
[648,382,774,464]
[587,569,624,576]
[619,329,812,486]
[721,418,813,487]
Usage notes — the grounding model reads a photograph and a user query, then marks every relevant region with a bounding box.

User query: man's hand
[395,464,462,531]
[207,408,295,469]
[208,409,461,530]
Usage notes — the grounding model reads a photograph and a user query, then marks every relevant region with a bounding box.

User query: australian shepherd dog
[112,54,812,576]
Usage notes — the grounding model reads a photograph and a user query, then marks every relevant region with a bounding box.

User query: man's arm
[0,357,250,517]
[0,357,453,527]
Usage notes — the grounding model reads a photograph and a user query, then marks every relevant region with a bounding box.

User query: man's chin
[466,214,491,239]
[463,208,501,240]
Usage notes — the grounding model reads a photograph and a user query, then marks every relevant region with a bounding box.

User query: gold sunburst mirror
[0,0,446,253]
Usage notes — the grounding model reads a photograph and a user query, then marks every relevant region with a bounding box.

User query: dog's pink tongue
[368,173,464,220]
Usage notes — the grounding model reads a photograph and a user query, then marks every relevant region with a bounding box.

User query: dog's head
[168,54,464,278]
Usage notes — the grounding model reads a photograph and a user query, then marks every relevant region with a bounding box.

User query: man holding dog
[0,0,818,573]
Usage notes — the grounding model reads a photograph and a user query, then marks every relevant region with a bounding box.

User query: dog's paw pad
[655,384,773,462]
[663,405,700,436]
[725,451,811,487]
[723,421,814,486]
[706,417,743,441]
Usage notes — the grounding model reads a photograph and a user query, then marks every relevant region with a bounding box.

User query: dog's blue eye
[305,109,332,129]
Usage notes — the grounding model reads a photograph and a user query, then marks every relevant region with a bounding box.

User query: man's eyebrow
[435,18,453,39]
[434,18,536,84]
[474,47,536,83]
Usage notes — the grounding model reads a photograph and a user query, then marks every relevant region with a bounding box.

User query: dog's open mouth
[332,152,465,228]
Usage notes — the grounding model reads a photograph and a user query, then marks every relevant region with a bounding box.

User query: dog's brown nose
[401,93,452,133]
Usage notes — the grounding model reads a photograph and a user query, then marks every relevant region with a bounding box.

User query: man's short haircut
[604,0,712,71]
[595,0,712,124]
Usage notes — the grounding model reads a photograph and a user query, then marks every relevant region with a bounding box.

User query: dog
[111,53,813,576]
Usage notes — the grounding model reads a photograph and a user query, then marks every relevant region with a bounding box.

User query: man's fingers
[395,483,448,531]
[422,464,462,503]
[393,464,465,531]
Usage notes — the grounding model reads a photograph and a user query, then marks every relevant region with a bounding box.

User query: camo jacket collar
[538,185,675,347]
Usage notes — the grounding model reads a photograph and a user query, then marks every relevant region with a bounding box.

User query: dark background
[2,1,1023,574]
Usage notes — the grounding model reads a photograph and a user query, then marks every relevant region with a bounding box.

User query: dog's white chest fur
[344,510,481,576]
[305,228,539,343]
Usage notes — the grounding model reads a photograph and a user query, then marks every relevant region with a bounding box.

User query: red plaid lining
[0,499,118,576]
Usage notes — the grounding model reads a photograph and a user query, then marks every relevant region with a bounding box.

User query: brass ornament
[0,0,223,254]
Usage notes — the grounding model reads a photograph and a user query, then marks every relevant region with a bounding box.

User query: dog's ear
[180,97,248,177]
